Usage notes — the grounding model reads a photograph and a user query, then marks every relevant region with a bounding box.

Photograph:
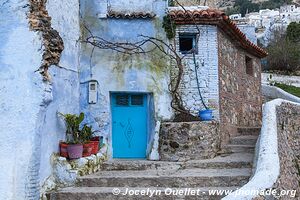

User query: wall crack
[28,0,64,81]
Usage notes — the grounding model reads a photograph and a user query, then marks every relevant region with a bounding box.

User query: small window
[116,95,129,106]
[245,56,254,76]
[179,34,197,54]
[131,95,143,106]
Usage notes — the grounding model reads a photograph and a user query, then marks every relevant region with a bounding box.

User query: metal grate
[116,95,129,106]
[131,95,143,106]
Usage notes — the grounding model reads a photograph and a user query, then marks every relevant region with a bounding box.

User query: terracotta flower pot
[90,140,99,154]
[59,142,68,158]
[67,144,83,159]
[83,142,93,157]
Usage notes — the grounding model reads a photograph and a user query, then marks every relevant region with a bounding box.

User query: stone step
[225,145,255,153]
[101,153,254,171]
[50,186,240,200]
[237,127,261,136]
[230,135,258,146]
[77,168,251,188]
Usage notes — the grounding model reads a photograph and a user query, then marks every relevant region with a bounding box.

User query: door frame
[109,91,153,159]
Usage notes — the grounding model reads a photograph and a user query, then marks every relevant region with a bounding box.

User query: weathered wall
[39,0,81,192]
[274,103,300,199]
[0,1,44,199]
[159,121,220,161]
[79,0,172,158]
[218,30,262,144]
[0,0,80,199]
[174,25,220,119]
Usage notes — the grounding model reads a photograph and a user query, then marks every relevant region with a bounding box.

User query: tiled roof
[107,10,156,19]
[168,8,268,58]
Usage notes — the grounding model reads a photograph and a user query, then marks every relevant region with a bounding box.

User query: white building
[230,4,300,46]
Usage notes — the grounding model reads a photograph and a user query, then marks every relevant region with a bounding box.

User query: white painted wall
[262,73,300,87]
[262,84,300,103]
[175,25,220,119]
[223,99,300,200]
[0,0,80,199]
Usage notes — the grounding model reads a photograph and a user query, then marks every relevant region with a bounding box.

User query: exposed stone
[252,103,300,200]
[28,0,64,80]
[274,103,300,199]
[218,31,263,146]
[159,121,220,161]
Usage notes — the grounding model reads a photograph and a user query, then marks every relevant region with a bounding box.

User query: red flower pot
[59,142,68,158]
[67,144,83,159]
[83,142,93,157]
[90,140,99,154]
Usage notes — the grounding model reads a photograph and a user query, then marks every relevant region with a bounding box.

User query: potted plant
[81,124,94,157]
[59,112,85,159]
[90,137,99,155]
[59,141,68,158]
[91,134,102,153]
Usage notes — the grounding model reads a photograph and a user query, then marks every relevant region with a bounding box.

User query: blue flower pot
[199,109,213,121]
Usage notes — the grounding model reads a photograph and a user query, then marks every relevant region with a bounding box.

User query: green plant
[59,112,85,144]
[162,15,176,40]
[266,27,300,72]
[81,124,94,143]
[274,82,300,98]
[287,22,300,43]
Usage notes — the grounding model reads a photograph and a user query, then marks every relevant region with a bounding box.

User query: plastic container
[199,109,213,121]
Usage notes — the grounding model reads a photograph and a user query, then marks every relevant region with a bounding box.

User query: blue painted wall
[79,0,173,158]
[0,0,80,199]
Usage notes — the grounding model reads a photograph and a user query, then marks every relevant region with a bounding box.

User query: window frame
[178,33,198,54]
[245,55,254,76]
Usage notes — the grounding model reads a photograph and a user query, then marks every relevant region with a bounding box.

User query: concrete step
[237,127,261,136]
[225,145,255,153]
[101,153,254,171]
[101,160,182,171]
[50,186,240,200]
[230,135,258,146]
[77,168,251,188]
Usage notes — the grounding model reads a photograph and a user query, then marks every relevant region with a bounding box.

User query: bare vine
[81,0,204,119]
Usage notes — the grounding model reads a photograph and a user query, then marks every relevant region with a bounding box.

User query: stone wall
[218,30,262,144]
[274,103,300,199]
[174,25,220,119]
[159,121,220,161]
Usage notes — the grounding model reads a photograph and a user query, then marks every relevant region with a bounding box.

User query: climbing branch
[81,22,193,115]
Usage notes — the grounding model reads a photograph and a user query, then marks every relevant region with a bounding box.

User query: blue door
[111,93,148,159]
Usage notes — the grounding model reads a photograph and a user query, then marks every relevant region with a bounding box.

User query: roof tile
[168,8,267,58]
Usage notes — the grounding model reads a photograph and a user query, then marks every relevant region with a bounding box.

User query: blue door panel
[111,93,147,158]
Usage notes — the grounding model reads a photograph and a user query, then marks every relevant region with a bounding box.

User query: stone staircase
[49,128,260,200]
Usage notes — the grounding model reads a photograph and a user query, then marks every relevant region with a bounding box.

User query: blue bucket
[199,109,213,121]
